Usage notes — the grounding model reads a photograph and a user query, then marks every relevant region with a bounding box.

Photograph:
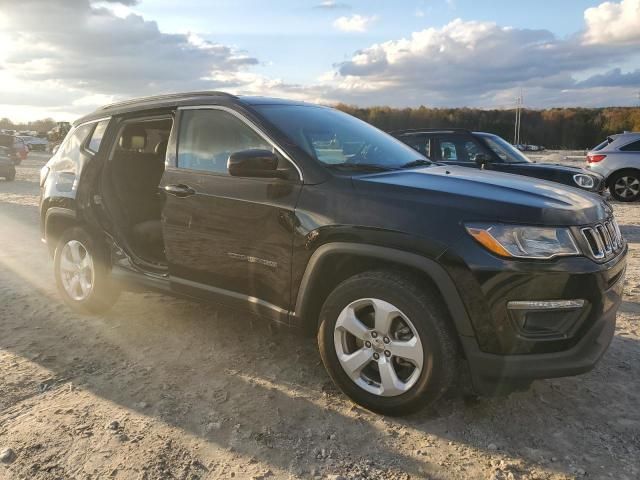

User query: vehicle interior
[100,117,173,265]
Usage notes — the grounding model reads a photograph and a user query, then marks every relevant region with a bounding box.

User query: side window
[440,141,458,161]
[620,140,640,152]
[178,109,272,175]
[87,120,110,153]
[55,123,94,173]
[401,135,429,157]
[439,136,486,162]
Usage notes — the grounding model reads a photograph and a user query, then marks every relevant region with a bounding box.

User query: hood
[353,165,611,226]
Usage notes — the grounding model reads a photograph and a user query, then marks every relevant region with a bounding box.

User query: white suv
[587,132,640,202]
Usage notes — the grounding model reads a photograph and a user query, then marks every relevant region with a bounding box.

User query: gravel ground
[0,152,638,480]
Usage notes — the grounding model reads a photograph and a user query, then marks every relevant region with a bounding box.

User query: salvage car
[39,92,626,415]
[0,146,16,181]
[586,132,640,202]
[394,129,603,194]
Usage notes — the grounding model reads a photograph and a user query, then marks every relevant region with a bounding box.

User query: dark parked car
[40,92,626,415]
[0,146,16,181]
[394,129,604,193]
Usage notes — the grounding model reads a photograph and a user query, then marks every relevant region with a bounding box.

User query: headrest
[119,125,147,150]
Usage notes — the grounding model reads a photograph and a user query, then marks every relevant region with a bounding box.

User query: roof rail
[390,128,472,135]
[100,91,237,110]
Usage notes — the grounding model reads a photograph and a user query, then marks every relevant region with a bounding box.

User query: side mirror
[227,149,282,178]
[474,153,490,169]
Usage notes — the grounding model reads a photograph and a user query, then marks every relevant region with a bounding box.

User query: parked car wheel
[609,170,640,202]
[54,227,119,313]
[318,270,458,416]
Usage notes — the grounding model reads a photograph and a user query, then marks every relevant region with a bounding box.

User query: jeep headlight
[573,173,595,189]
[465,223,580,259]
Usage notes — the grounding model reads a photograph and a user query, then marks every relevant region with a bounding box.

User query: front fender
[292,242,475,338]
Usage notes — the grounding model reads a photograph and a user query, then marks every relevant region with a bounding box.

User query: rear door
[160,106,302,321]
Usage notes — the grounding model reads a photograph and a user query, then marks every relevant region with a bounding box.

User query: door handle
[164,184,196,197]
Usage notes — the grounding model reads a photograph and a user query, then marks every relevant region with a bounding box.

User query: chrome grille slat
[581,218,624,260]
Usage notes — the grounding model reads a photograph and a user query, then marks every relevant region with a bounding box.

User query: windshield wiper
[327,163,396,172]
[399,159,432,169]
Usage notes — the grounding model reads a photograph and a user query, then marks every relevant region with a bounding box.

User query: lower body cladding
[446,245,627,395]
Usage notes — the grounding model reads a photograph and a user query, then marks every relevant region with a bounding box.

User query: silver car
[587,132,640,202]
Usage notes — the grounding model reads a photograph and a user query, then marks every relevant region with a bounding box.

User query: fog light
[507,299,587,339]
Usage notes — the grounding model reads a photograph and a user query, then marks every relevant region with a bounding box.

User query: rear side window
[592,137,613,151]
[177,109,271,175]
[620,140,640,152]
[87,119,110,153]
[54,123,93,173]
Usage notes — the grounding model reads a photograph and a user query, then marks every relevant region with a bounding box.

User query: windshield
[254,105,429,170]
[477,133,531,164]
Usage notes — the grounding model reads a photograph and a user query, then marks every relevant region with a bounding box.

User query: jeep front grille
[581,219,624,260]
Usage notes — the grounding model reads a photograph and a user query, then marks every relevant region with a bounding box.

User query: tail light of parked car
[587,154,606,163]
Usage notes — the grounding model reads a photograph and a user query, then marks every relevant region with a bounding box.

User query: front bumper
[462,280,620,394]
[442,237,627,394]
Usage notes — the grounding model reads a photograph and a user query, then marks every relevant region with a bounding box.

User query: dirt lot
[0,152,638,480]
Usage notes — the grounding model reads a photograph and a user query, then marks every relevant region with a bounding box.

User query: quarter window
[178,109,272,175]
[620,140,640,152]
[56,123,94,173]
[87,119,110,153]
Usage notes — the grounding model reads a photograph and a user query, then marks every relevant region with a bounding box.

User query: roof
[74,91,313,126]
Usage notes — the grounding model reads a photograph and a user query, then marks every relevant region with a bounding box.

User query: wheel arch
[43,207,78,256]
[292,242,474,339]
[606,167,640,187]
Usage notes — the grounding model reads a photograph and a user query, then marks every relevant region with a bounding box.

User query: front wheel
[54,227,119,313]
[318,270,458,416]
[609,171,640,202]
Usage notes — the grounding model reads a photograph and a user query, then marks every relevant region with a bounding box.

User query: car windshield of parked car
[478,133,531,164]
[254,105,429,170]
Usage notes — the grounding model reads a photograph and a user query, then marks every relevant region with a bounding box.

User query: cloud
[314,0,350,10]
[0,0,259,119]
[577,68,640,88]
[333,14,376,32]
[584,0,640,45]
[321,14,640,107]
[2,0,640,121]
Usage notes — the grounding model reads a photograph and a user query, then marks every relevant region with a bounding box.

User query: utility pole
[513,89,524,145]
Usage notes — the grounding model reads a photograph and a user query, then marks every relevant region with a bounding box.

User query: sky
[1,0,639,122]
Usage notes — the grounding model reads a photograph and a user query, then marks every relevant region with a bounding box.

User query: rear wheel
[609,170,640,202]
[318,270,458,416]
[54,227,119,313]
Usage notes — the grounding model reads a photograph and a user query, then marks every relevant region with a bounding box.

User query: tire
[609,170,640,202]
[54,227,120,314]
[318,270,458,416]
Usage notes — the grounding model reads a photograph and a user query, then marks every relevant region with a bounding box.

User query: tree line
[3,106,640,149]
[335,105,640,150]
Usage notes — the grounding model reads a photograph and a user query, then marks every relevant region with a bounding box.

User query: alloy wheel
[59,240,95,301]
[613,175,640,199]
[333,298,424,397]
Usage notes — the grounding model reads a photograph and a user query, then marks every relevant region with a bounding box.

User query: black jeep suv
[394,129,605,194]
[40,92,626,415]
